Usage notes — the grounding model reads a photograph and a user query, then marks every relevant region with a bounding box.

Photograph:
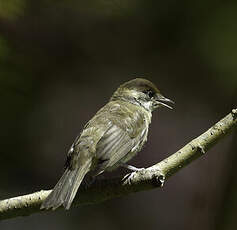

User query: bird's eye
[143,90,155,99]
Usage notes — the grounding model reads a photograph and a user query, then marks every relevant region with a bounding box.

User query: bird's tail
[41,160,91,210]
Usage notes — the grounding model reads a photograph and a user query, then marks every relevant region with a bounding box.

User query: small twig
[0,109,236,221]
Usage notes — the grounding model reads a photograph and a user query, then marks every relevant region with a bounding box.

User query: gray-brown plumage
[41,78,174,210]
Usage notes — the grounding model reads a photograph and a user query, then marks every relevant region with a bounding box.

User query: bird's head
[111,78,174,112]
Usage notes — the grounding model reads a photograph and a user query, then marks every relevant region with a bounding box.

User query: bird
[41,78,174,210]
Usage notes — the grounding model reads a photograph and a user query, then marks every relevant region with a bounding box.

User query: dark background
[0,0,236,229]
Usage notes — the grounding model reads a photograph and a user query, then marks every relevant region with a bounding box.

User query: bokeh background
[0,0,236,229]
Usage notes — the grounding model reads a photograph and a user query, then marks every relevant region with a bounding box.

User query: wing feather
[94,124,135,173]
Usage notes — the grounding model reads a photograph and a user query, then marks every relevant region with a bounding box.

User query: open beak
[155,94,175,109]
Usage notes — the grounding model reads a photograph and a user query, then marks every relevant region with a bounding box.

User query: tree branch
[0,109,236,221]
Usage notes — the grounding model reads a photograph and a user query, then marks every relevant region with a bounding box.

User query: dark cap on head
[120,78,161,94]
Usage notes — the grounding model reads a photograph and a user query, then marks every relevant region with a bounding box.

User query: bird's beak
[155,94,175,109]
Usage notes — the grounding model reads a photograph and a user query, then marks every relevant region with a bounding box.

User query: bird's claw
[123,168,146,185]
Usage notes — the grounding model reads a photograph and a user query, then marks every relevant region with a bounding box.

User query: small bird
[41,78,174,210]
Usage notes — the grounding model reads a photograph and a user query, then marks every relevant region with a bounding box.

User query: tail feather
[41,160,91,210]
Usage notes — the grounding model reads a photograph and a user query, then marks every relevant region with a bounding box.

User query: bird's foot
[122,164,146,185]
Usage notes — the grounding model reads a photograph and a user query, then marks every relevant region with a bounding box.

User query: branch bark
[0,109,236,221]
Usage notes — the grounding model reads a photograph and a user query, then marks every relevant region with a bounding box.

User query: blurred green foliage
[0,0,25,19]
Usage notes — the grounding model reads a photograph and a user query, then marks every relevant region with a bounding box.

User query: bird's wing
[91,101,149,175]
[95,124,135,169]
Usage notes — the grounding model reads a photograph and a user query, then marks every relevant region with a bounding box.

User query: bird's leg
[120,163,145,172]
